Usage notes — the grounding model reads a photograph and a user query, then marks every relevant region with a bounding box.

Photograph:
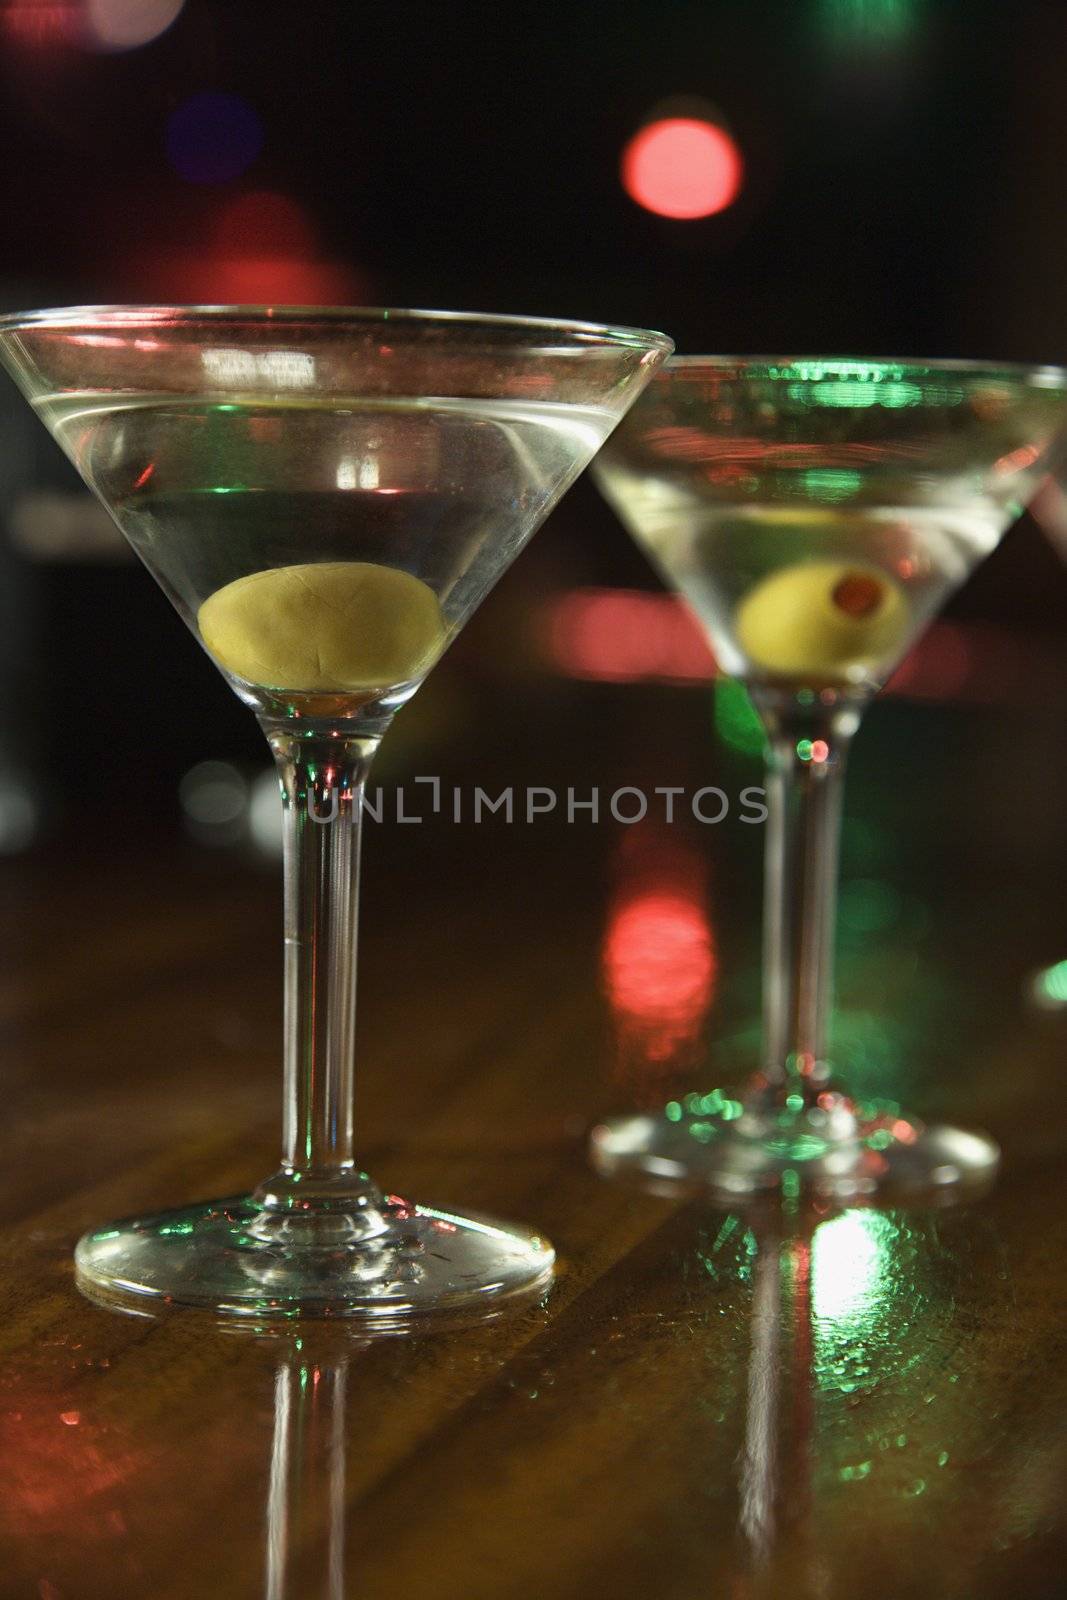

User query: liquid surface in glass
[42,392,613,712]
[595,367,1067,691]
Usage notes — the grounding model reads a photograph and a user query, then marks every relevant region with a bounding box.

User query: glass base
[74,1193,554,1325]
[590,1095,999,1201]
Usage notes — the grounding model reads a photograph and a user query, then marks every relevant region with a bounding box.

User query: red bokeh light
[207,190,358,303]
[209,258,358,304]
[0,1,80,44]
[621,117,743,220]
[213,190,316,257]
[132,189,364,305]
[602,828,718,1099]
[604,889,717,1063]
[543,589,716,683]
[884,620,972,701]
[141,252,360,307]
[0,0,184,49]
[541,587,1027,706]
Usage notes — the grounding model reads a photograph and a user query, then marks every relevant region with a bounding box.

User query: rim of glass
[0,303,674,354]
[661,353,1067,384]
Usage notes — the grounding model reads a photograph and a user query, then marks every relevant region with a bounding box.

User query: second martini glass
[592,356,1067,1199]
[0,305,671,1320]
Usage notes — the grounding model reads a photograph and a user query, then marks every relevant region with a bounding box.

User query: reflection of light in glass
[69,333,126,348]
[622,117,743,219]
[201,349,315,389]
[336,458,358,491]
[796,738,830,764]
[202,349,257,385]
[800,468,863,501]
[787,361,905,382]
[788,380,926,409]
[260,351,315,388]
[993,444,1039,475]
[775,364,962,409]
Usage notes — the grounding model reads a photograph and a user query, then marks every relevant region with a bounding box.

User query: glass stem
[754,694,861,1112]
[254,721,385,1231]
[265,1357,348,1600]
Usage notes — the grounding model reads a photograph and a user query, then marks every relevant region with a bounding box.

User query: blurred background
[0,0,1066,1101]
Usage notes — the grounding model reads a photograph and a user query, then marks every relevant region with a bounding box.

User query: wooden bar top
[0,672,1064,1600]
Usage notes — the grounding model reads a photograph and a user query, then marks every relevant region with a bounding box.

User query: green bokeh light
[1038,959,1067,1004]
[714,678,766,757]
[839,878,901,935]
[841,814,892,871]
[817,0,920,48]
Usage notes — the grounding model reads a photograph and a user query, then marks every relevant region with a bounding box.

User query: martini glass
[0,305,671,1320]
[591,357,1067,1199]
[1023,461,1067,1013]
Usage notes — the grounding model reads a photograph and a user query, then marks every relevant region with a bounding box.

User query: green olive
[734,560,908,680]
[198,561,446,691]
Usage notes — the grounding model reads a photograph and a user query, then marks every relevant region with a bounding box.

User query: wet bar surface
[0,675,1064,1600]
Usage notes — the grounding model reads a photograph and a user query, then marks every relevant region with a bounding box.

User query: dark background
[1,0,1066,814]
[5,0,1065,355]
